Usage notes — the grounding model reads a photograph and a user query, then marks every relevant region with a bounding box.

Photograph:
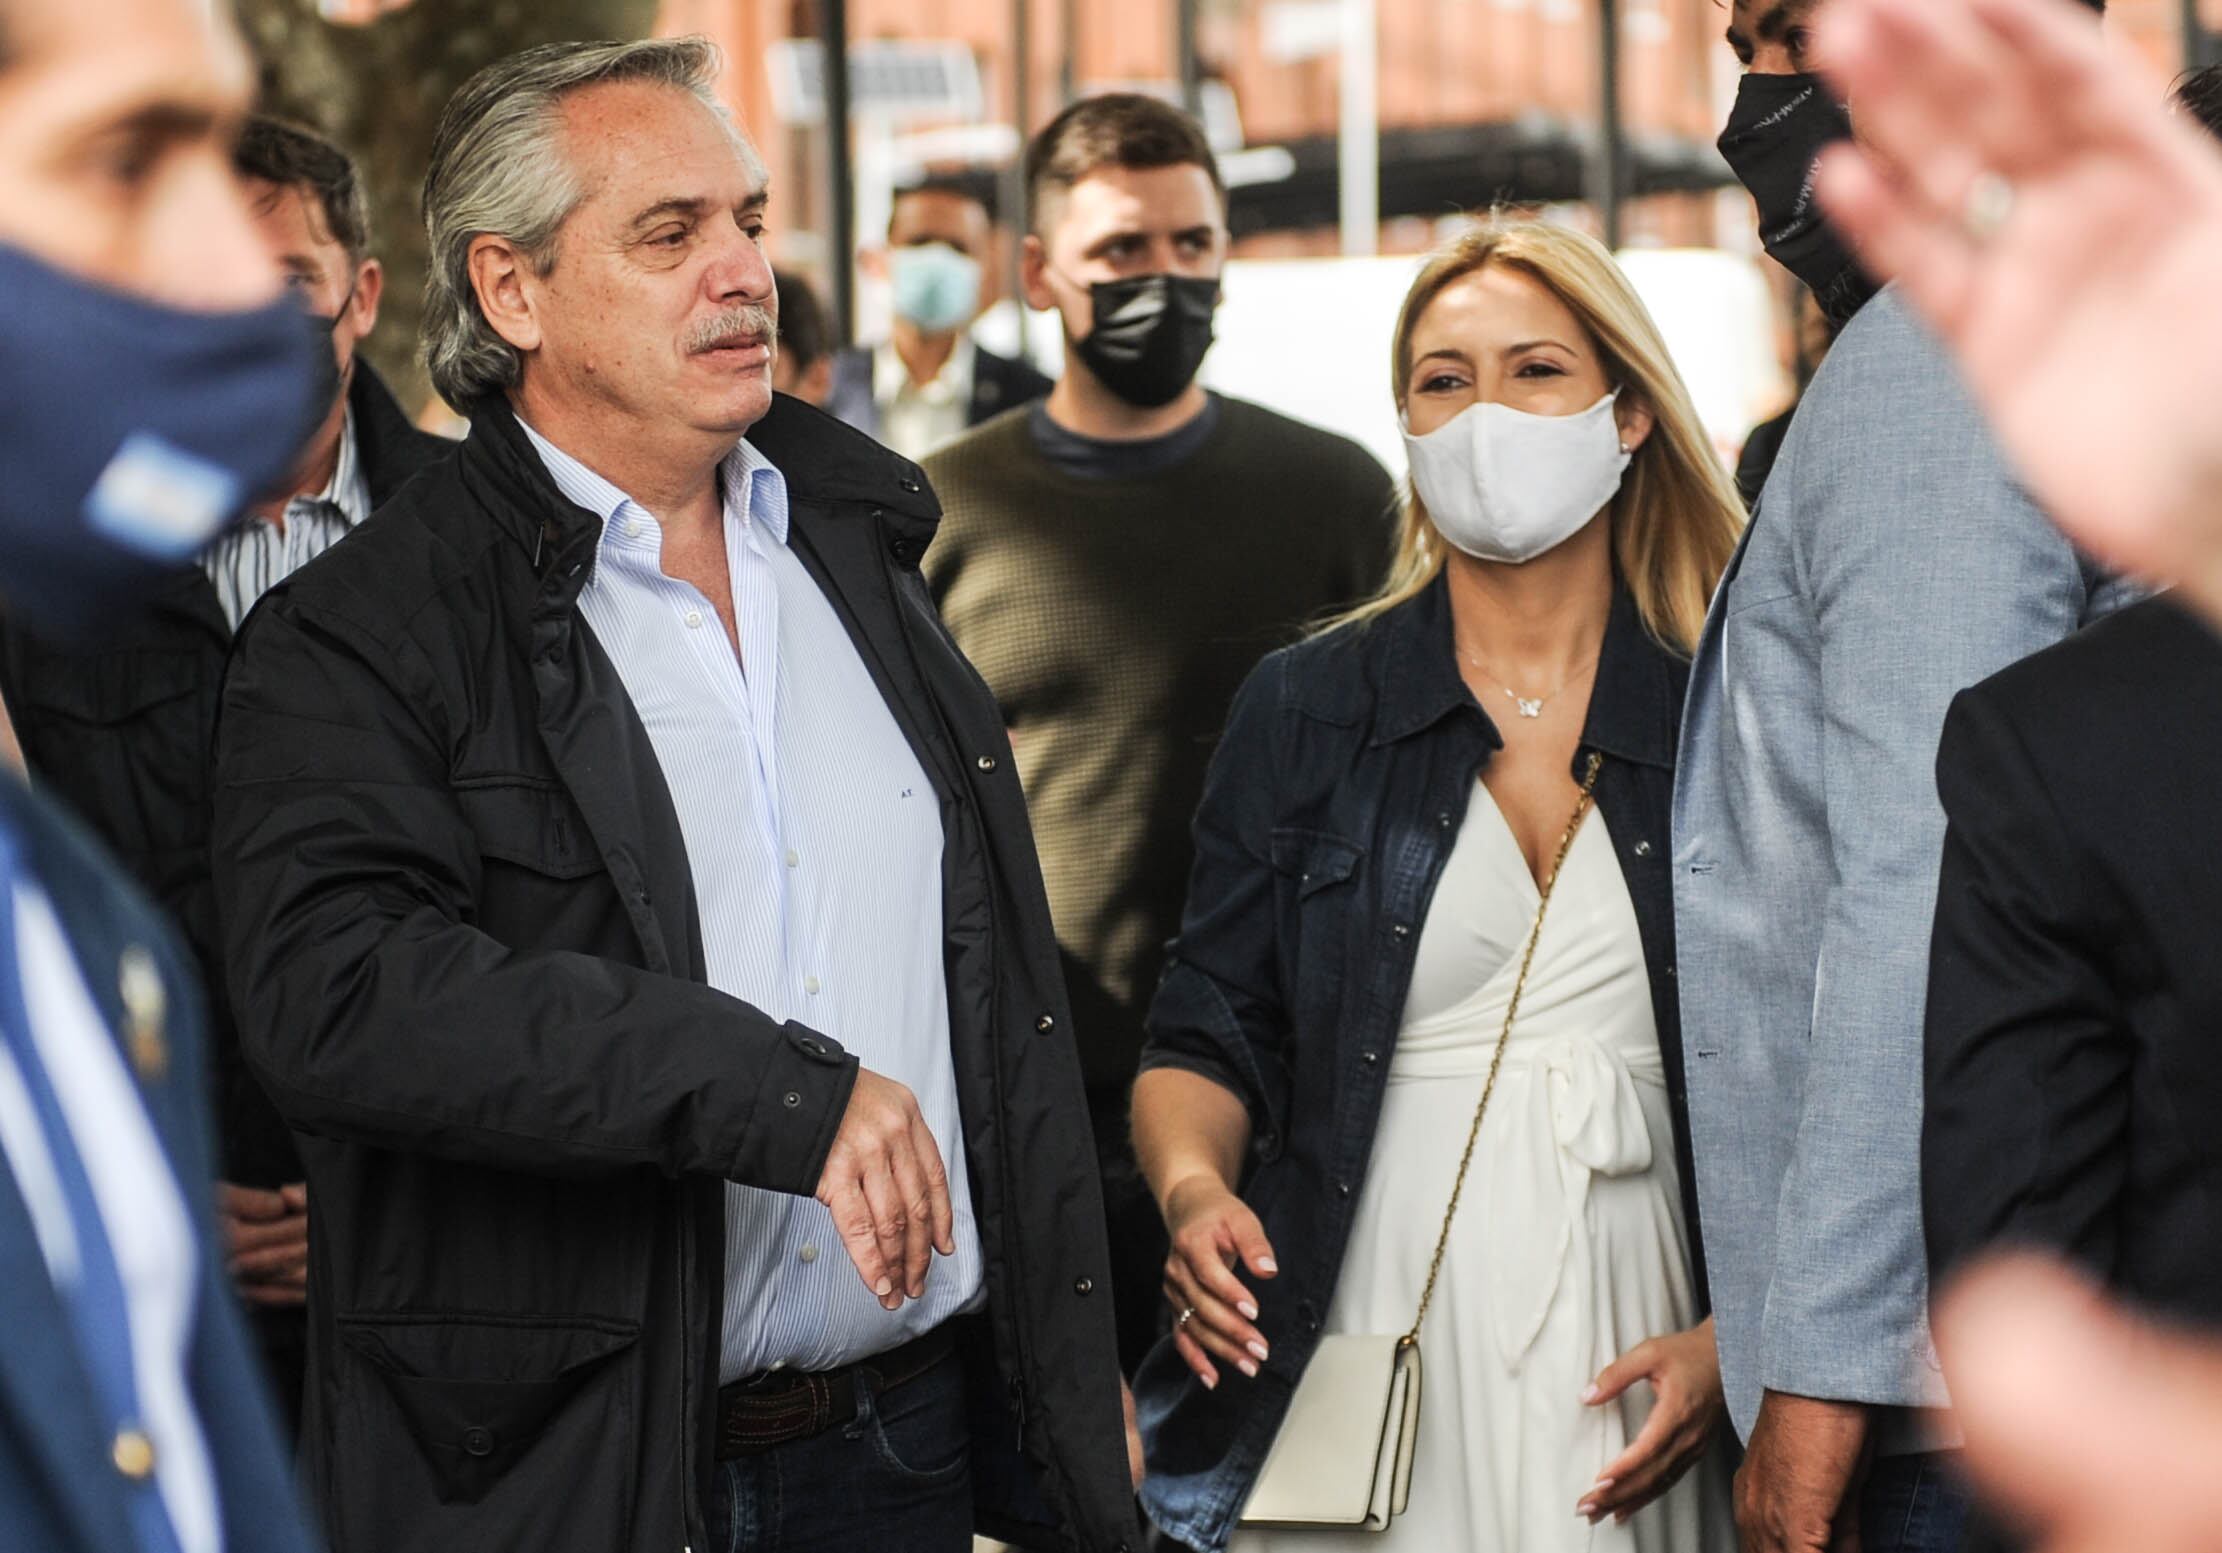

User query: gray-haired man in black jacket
[213,35,1138,1553]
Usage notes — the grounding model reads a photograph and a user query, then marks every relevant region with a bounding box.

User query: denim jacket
[1132,572,1700,1552]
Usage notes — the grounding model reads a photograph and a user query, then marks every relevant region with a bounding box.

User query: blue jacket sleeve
[1757,298,2111,1406]
[1138,653,1295,1146]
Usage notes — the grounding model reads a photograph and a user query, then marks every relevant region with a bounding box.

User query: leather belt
[715,1324,957,1459]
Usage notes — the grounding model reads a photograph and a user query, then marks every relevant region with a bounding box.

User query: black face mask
[1716,72,1876,327]
[302,310,352,417]
[300,275,360,417]
[1068,272,1218,409]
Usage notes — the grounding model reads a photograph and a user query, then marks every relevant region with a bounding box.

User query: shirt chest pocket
[454,781,611,948]
[1270,829,1363,898]
[15,650,210,857]
[456,781,602,879]
[1269,828,1365,1025]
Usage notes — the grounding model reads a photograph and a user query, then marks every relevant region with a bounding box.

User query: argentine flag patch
[85,432,242,562]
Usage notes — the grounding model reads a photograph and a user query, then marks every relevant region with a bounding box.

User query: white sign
[765,39,985,127]
[1262,0,1345,63]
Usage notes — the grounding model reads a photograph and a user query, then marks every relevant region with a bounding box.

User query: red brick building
[321,0,2210,271]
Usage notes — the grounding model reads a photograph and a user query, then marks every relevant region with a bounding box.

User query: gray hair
[420,36,760,405]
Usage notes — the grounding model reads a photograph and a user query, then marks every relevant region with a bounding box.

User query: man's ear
[1019,233,1056,313]
[347,257,384,338]
[468,235,543,355]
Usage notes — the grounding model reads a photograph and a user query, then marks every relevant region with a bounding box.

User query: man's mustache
[685,305,777,355]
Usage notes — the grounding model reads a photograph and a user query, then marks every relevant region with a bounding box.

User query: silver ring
[1176,1305,1197,1330]
[1962,171,2017,244]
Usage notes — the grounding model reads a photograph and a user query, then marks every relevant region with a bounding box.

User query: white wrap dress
[1234,788,1732,1552]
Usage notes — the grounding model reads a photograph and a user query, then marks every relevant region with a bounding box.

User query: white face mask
[1402,390,1632,564]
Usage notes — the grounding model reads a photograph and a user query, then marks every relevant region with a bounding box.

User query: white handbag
[1236,756,1602,1533]
[1237,1333,1422,1530]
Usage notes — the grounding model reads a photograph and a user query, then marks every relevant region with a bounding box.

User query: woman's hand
[1576,1316,1724,1526]
[1161,1172,1279,1390]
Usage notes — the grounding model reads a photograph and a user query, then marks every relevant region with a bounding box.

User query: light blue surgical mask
[888,242,982,334]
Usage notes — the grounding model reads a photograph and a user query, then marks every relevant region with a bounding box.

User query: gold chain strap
[1401,750,1604,1348]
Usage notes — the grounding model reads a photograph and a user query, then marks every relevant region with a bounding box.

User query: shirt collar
[514,418,791,567]
[284,405,369,528]
[874,335,976,407]
[1365,570,1680,771]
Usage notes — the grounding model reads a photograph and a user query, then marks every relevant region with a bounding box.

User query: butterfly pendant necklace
[1456,644,1600,719]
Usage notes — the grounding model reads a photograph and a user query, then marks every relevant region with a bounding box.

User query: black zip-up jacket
[0,361,451,1187]
[211,394,1138,1553]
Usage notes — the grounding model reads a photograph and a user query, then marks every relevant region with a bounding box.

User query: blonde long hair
[1335,223,1744,655]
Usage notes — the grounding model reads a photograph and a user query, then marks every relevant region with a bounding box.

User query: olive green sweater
[923,396,1396,1102]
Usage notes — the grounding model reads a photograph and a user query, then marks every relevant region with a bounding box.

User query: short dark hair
[892,172,997,229]
[2178,64,2222,140]
[1024,92,1223,234]
[233,114,371,259]
[773,268,831,372]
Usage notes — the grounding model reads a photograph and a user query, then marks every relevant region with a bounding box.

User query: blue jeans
[712,1347,973,1553]
[1860,1452,1971,1553]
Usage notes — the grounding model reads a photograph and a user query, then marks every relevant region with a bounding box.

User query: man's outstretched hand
[1813,0,2222,627]
[1941,1255,2222,1553]
[814,1068,955,1311]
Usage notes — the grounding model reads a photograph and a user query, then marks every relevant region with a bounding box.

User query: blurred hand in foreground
[1940,1255,2222,1553]
[1812,0,2222,627]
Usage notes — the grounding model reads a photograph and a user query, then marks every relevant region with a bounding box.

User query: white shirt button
[684,609,703,630]
[624,518,643,538]
[784,849,800,869]
[799,1242,819,1264]
[804,975,822,995]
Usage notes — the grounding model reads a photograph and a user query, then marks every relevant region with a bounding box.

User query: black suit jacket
[1926,595,2222,1318]
[826,339,1054,443]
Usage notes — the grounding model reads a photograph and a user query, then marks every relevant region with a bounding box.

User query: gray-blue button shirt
[522,420,984,1382]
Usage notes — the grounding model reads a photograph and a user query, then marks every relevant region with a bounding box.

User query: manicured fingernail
[1257,1257,1279,1274]
[1238,1300,1260,1320]
[1580,1383,1600,1403]
[1200,1371,1219,1390]
[1577,1502,1597,1518]
[875,1277,894,1297]
[1247,1340,1270,1362]
[1594,1479,1615,1492]
[1238,1358,1259,1378]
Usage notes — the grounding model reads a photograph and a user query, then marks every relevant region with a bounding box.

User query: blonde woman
[1129,223,1743,1553]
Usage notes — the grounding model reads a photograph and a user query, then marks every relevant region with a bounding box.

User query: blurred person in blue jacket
[0,0,324,1550]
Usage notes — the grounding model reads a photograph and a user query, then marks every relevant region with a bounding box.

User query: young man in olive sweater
[923,93,1396,1375]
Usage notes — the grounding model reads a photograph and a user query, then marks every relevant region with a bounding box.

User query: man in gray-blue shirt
[1674,3,2129,1551]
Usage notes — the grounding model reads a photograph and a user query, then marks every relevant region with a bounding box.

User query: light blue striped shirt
[199,407,370,631]
[519,419,984,1382]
